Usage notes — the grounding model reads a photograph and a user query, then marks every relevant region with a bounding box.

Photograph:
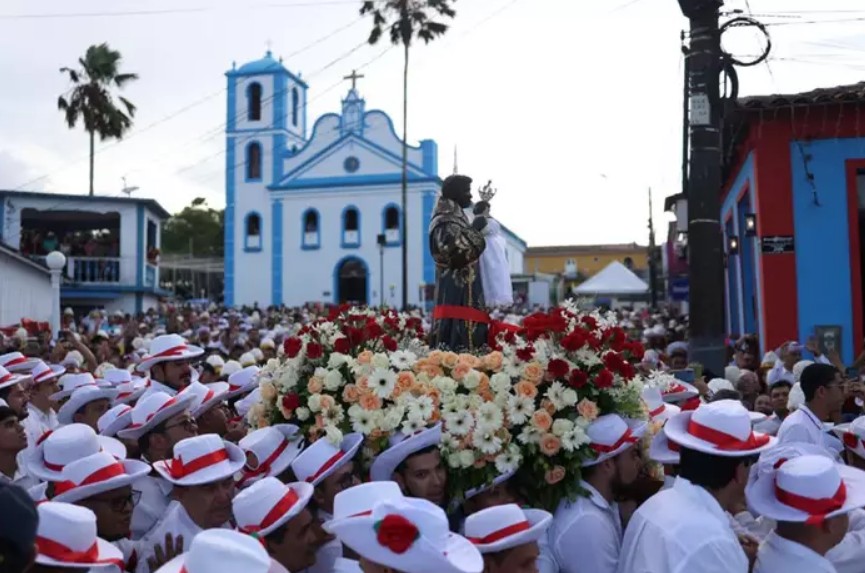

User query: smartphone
[671,369,696,384]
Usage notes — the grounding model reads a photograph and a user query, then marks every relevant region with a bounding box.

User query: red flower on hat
[334,337,351,355]
[282,393,301,412]
[284,337,302,358]
[844,432,860,450]
[375,514,420,554]
[547,359,569,380]
[306,342,323,360]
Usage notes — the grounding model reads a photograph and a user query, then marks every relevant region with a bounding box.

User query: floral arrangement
[250,303,649,511]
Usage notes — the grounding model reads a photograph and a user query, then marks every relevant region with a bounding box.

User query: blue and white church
[224,51,526,308]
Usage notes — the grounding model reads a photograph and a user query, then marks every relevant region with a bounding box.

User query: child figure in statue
[473,191,513,308]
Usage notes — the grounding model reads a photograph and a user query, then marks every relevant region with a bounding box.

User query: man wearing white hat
[777,363,844,453]
[747,455,865,572]
[237,424,304,489]
[370,423,448,508]
[135,434,245,573]
[178,380,231,437]
[0,365,31,420]
[152,528,272,573]
[291,433,363,573]
[56,383,117,431]
[233,477,326,573]
[0,403,37,489]
[20,360,64,448]
[33,502,125,571]
[550,414,645,573]
[617,400,776,573]
[465,504,552,573]
[137,334,204,401]
[118,392,198,540]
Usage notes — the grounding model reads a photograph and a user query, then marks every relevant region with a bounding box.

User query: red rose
[628,341,645,361]
[561,330,585,352]
[365,322,384,339]
[382,335,398,352]
[346,326,365,347]
[568,369,588,389]
[582,315,598,329]
[619,361,636,381]
[547,359,570,379]
[603,352,623,372]
[594,368,614,388]
[586,333,602,351]
[281,393,300,412]
[334,337,350,354]
[306,342,323,360]
[516,345,535,362]
[375,514,420,554]
[283,337,302,358]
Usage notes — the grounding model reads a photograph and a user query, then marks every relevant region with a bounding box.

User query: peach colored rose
[531,410,553,432]
[452,363,471,382]
[427,350,444,365]
[342,384,361,403]
[545,465,566,485]
[478,387,494,402]
[523,362,544,384]
[412,358,429,373]
[357,376,370,390]
[457,353,481,369]
[515,380,538,399]
[319,395,335,411]
[441,352,459,369]
[359,393,382,411]
[576,398,600,421]
[259,381,277,402]
[357,350,374,365]
[482,351,504,372]
[397,371,416,391]
[315,414,326,429]
[307,377,324,394]
[540,434,562,456]
[419,364,444,378]
[541,399,557,415]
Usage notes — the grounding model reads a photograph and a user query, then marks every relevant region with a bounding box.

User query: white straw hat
[179,381,229,418]
[154,529,271,573]
[29,360,66,386]
[583,415,647,467]
[833,418,865,461]
[0,352,39,373]
[35,502,123,569]
[464,504,552,554]
[225,366,260,400]
[26,423,126,482]
[51,373,109,402]
[291,433,363,486]
[370,424,441,482]
[116,391,195,440]
[648,431,680,465]
[323,482,405,534]
[114,379,147,405]
[661,380,699,403]
[57,385,119,425]
[51,451,150,503]
[233,478,314,537]
[464,469,516,502]
[642,387,681,424]
[0,365,30,391]
[98,404,134,437]
[103,369,133,386]
[136,334,204,372]
[663,400,776,457]
[238,424,304,488]
[152,434,246,486]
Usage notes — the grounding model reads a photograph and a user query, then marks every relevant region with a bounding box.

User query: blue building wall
[721,152,756,337]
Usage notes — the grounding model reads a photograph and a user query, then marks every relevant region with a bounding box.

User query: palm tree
[361,0,456,310]
[58,43,138,196]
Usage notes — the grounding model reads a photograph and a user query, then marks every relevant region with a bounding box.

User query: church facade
[224,51,525,308]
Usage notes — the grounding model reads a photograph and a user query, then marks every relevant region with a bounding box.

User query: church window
[244,212,262,252]
[382,204,400,246]
[342,206,361,249]
[292,88,299,127]
[248,83,262,121]
[246,142,262,181]
[302,209,320,250]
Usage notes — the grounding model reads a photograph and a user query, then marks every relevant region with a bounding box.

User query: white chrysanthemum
[495,445,522,474]
[380,406,406,432]
[490,372,512,394]
[561,426,590,452]
[575,348,603,367]
[369,368,397,399]
[401,415,426,436]
[472,430,503,455]
[322,404,345,425]
[347,403,363,418]
[408,395,435,421]
[432,376,458,395]
[552,418,574,437]
[324,425,343,446]
[295,407,310,421]
[390,350,418,370]
[504,361,522,378]
[441,399,461,418]
[441,432,460,451]
[458,449,475,468]
[518,425,542,445]
[545,382,567,411]
[278,369,299,390]
[562,388,578,407]
[445,410,474,436]
[350,409,377,434]
[328,352,349,369]
[462,370,482,390]
[448,453,462,469]
[476,402,504,431]
[507,395,534,425]
[307,394,322,413]
[324,370,344,392]
[372,353,390,370]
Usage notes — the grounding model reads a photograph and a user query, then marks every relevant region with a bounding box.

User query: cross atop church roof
[343,70,365,91]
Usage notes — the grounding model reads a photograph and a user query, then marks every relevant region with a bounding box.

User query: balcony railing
[31,255,132,285]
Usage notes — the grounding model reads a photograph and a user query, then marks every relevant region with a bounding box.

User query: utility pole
[677,0,726,375]
[647,188,658,308]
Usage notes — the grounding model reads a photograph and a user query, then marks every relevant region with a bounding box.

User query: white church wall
[233,75,276,133]
[281,114,342,173]
[363,111,425,168]
[0,250,51,326]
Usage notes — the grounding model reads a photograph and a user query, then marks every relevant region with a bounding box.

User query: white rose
[278,369,298,390]
[490,372,511,394]
[328,352,348,369]
[324,370,344,391]
[462,370,481,390]
[458,449,475,468]
[552,418,574,437]
[562,389,578,407]
[324,425,344,446]
[372,353,390,369]
[308,394,322,413]
[448,453,462,468]
[295,407,311,421]
[314,367,329,379]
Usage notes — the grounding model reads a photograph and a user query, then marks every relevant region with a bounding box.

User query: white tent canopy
[574,260,649,295]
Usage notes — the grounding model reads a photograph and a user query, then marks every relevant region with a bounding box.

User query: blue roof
[236,51,285,74]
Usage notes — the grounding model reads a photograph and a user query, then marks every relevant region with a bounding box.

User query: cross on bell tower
[341,70,366,136]
[343,70,365,91]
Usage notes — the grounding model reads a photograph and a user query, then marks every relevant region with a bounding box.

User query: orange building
[524,243,649,286]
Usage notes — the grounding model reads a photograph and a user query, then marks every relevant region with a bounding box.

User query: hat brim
[370,424,442,482]
[136,345,205,372]
[649,431,680,465]
[749,412,768,425]
[239,426,304,488]
[471,509,552,554]
[309,433,364,487]
[330,515,483,573]
[224,382,259,401]
[465,469,516,501]
[99,411,134,438]
[254,482,315,538]
[582,420,647,468]
[746,464,865,522]
[115,387,146,406]
[116,393,196,440]
[662,382,699,403]
[31,365,66,385]
[191,382,230,418]
[664,411,776,457]
[26,435,127,482]
[57,389,119,425]
[0,372,31,391]
[50,380,113,402]
[649,403,681,424]
[52,459,152,503]
[5,358,40,374]
[152,440,247,486]
[36,537,123,569]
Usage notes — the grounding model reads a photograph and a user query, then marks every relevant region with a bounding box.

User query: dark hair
[678,446,756,490]
[264,520,290,545]
[395,445,437,475]
[770,381,792,393]
[710,389,742,403]
[0,407,17,424]
[0,538,32,573]
[800,364,839,402]
[0,386,12,402]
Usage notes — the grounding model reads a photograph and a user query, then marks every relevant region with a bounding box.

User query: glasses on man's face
[164,417,197,432]
[90,490,141,512]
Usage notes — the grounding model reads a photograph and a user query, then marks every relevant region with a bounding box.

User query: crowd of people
[1,302,864,573]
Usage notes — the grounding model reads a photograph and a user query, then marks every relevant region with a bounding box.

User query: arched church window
[302,209,320,250]
[342,206,360,249]
[292,88,299,127]
[246,142,262,181]
[248,83,262,121]
[382,204,400,246]
[244,212,262,252]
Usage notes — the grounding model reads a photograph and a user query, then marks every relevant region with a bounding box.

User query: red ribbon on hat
[649,404,666,418]
[0,372,13,384]
[667,439,681,453]
[116,388,137,401]
[238,488,300,534]
[242,439,290,481]
[3,356,27,367]
[590,428,638,454]
[664,383,688,395]
[305,451,345,483]
[33,367,59,383]
[775,480,847,525]
[36,537,123,569]
[467,520,531,545]
[167,448,230,479]
[128,397,180,429]
[687,418,771,451]
[54,462,127,495]
[201,389,215,404]
[843,432,863,450]
[148,345,190,360]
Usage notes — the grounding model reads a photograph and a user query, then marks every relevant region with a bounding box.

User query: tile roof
[738,81,865,110]
[526,243,646,256]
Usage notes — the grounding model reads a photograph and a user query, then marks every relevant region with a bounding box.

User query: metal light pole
[377,234,386,308]
[677,0,726,374]
[45,251,67,341]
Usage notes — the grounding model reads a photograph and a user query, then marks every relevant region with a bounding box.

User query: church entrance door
[336,257,368,305]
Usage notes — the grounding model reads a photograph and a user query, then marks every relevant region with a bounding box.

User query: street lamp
[727,235,740,255]
[45,251,67,341]
[377,234,386,308]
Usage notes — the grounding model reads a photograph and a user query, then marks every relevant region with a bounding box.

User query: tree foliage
[360,0,456,47]
[161,198,224,257]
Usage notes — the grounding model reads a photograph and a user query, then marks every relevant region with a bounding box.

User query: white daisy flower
[574,348,603,367]
[350,409,377,434]
[324,370,344,392]
[494,445,523,474]
[369,368,397,399]
[441,432,460,451]
[545,382,567,411]
[507,395,534,425]
[322,404,345,425]
[401,415,426,436]
[390,350,418,370]
[445,410,474,436]
[476,402,504,431]
[561,426,590,452]
[472,430,503,455]
[517,425,542,445]
[408,395,435,420]
[380,406,406,432]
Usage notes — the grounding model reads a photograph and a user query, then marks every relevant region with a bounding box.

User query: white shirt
[332,558,362,573]
[755,531,836,573]
[304,509,342,573]
[777,405,831,449]
[139,379,179,401]
[754,414,783,437]
[616,477,748,573]
[826,508,865,573]
[131,473,173,540]
[22,403,59,448]
[135,502,228,573]
[551,480,622,573]
[0,463,39,490]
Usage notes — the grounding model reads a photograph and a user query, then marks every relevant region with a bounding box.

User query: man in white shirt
[754,380,792,437]
[0,404,37,489]
[466,504,552,573]
[551,414,646,573]
[777,363,844,451]
[137,334,204,401]
[617,400,776,573]
[20,360,63,448]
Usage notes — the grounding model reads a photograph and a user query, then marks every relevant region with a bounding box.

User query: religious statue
[475,181,513,308]
[428,174,490,350]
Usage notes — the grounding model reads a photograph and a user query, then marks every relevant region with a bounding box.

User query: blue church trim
[225,136,236,307]
[341,205,361,249]
[422,191,436,292]
[135,293,143,314]
[381,203,401,247]
[272,201,283,305]
[243,211,263,253]
[226,77,237,133]
[301,207,321,251]
[420,140,437,175]
[332,255,370,305]
[273,174,441,192]
[274,74,287,130]
[136,205,144,289]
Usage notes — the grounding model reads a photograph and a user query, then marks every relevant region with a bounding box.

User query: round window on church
[344,156,360,173]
